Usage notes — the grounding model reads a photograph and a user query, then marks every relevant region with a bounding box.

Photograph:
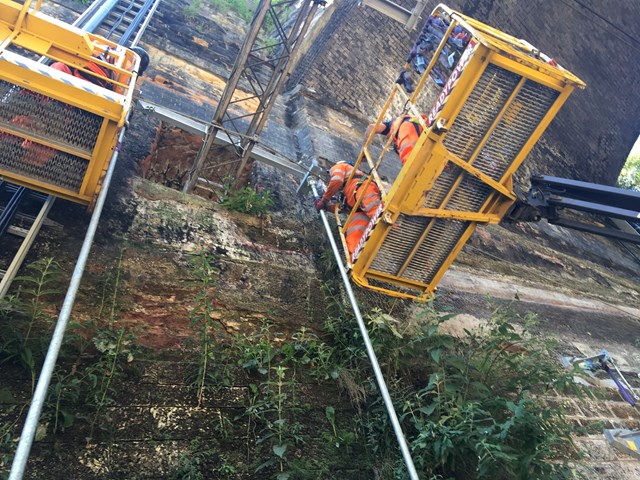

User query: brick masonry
[289,0,640,185]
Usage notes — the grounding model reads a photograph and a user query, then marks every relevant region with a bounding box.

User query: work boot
[395,70,414,93]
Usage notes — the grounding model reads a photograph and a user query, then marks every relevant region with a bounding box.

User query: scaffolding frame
[183,0,325,192]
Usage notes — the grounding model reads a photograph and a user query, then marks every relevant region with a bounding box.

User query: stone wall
[290,0,640,185]
[288,0,417,120]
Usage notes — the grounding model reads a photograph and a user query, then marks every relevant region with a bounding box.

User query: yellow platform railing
[0,0,140,208]
[336,3,585,301]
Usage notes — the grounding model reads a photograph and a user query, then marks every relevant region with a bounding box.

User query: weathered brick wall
[288,0,417,120]
[290,0,640,185]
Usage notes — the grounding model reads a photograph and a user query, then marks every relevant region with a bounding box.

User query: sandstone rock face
[290,0,640,185]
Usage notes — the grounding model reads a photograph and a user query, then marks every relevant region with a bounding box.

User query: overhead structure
[182,0,325,193]
[360,0,428,30]
[338,3,585,301]
[0,0,142,207]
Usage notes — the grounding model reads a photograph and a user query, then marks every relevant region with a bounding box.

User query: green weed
[220,176,274,216]
[0,258,63,393]
[187,249,228,405]
[171,439,212,480]
[346,305,584,479]
[184,0,203,19]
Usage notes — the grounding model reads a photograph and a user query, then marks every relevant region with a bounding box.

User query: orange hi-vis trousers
[345,212,371,256]
[344,179,381,218]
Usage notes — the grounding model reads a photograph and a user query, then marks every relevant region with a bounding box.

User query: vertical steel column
[182,0,272,192]
[310,182,420,480]
[233,0,321,181]
[182,0,324,192]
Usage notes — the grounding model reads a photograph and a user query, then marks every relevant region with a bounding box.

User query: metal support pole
[182,0,273,192]
[310,182,419,480]
[0,196,55,300]
[234,0,321,180]
[79,0,121,33]
[8,121,129,480]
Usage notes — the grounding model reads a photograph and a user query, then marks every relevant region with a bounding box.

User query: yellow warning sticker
[627,440,638,452]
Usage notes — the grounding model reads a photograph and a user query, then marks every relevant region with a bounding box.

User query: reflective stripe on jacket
[389,115,424,165]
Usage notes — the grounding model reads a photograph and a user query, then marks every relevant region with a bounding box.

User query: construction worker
[316,161,382,255]
[315,161,381,217]
[365,114,427,165]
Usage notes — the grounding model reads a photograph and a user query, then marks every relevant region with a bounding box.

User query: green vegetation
[220,176,274,216]
[184,0,259,22]
[618,150,640,190]
[0,254,140,478]
[1,252,588,479]
[0,258,63,394]
[187,249,228,405]
[210,0,258,23]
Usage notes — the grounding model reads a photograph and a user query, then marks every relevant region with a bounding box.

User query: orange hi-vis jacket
[322,162,381,218]
[386,115,426,165]
[51,60,114,90]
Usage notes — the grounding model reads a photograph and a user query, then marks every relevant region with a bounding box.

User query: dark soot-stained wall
[290,0,640,185]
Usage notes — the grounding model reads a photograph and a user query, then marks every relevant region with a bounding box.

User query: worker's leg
[356,182,382,218]
[345,212,370,256]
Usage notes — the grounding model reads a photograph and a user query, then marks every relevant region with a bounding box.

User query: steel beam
[531,175,640,211]
[0,196,54,299]
[551,218,640,245]
[182,0,325,192]
[138,99,313,177]
[360,0,427,30]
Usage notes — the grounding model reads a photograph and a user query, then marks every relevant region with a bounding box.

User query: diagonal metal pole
[310,182,420,480]
[8,119,129,480]
[234,0,322,182]
[182,0,273,192]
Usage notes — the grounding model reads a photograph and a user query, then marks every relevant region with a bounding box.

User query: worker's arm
[364,121,392,143]
[322,170,346,202]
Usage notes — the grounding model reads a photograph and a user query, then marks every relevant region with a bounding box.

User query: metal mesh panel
[0,80,102,153]
[368,215,430,275]
[0,131,88,192]
[370,64,560,284]
[427,65,521,210]
[402,217,469,283]
[366,277,424,297]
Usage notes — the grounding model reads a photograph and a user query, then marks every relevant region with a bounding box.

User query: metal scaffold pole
[310,182,420,480]
[182,0,325,192]
[8,120,129,480]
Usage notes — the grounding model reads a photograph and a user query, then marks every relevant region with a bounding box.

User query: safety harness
[392,116,423,153]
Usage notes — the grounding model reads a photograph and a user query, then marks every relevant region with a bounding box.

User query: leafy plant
[618,151,640,190]
[171,439,213,480]
[184,0,203,19]
[187,249,227,405]
[0,258,63,393]
[209,0,258,23]
[220,176,274,216]
[357,306,583,479]
[233,321,345,478]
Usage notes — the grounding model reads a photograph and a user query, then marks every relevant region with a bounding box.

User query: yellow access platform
[339,3,585,301]
[0,0,140,207]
